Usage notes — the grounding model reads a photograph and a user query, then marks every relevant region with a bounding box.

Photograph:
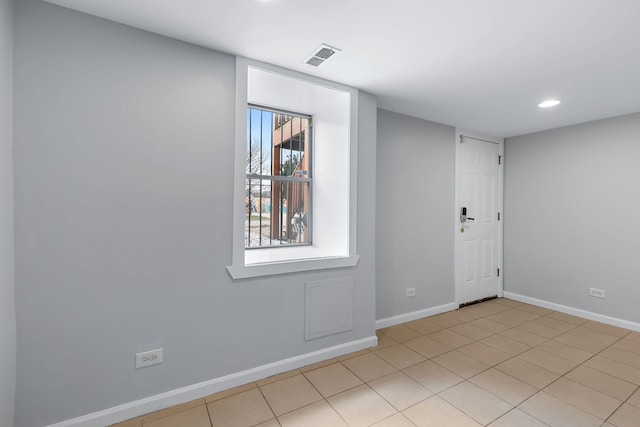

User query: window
[227,59,359,279]
[246,106,312,248]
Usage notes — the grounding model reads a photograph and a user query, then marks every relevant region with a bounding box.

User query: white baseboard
[47,336,378,427]
[375,302,457,330]
[504,292,640,332]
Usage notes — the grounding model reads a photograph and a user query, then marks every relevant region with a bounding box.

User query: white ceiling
[44,0,640,138]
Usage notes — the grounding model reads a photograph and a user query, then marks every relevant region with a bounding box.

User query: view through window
[245,106,312,248]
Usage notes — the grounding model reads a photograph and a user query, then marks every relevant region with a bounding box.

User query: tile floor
[111,298,640,426]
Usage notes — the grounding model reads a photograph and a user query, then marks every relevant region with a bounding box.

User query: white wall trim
[375,302,457,330]
[46,336,377,427]
[504,292,640,332]
[227,255,359,279]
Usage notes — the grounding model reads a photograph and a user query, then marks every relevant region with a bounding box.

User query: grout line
[203,400,214,427]
[254,380,279,422]
[602,384,639,426]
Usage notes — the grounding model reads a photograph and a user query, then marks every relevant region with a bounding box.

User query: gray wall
[13,1,376,426]
[504,112,640,322]
[0,0,16,426]
[376,110,455,320]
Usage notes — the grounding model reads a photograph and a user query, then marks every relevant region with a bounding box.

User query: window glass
[245,106,311,248]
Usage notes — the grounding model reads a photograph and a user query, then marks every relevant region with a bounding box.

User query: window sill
[227,255,360,279]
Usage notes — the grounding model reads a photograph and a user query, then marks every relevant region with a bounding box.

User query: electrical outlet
[136,348,163,369]
[406,288,416,297]
[588,288,606,299]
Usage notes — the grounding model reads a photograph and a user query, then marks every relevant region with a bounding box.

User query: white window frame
[227,58,359,279]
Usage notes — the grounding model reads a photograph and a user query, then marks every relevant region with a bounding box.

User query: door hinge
[498,155,502,165]
[497,268,500,277]
[497,212,501,221]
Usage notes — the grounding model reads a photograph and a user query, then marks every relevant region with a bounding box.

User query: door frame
[454,129,505,306]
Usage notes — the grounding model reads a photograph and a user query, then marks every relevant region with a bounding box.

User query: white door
[455,133,503,305]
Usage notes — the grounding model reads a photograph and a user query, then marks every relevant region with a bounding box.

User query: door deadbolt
[460,207,475,223]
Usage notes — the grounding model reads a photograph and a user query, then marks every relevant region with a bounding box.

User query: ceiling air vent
[304,44,340,67]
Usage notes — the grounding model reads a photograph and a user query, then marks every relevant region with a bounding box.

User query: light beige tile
[208,388,274,427]
[254,420,280,427]
[428,329,474,349]
[449,323,494,340]
[488,408,547,427]
[428,312,466,328]
[613,337,640,355]
[374,344,426,369]
[503,309,540,322]
[403,360,464,393]
[327,384,397,427]
[205,383,257,403]
[518,321,564,339]
[369,371,432,411]
[371,333,399,351]
[609,403,640,427]
[495,358,558,389]
[432,350,490,379]
[469,368,537,405]
[565,365,637,401]
[628,388,640,409]
[469,318,512,333]
[600,346,640,369]
[457,342,511,366]
[480,301,513,313]
[259,375,322,416]
[404,318,442,335]
[494,298,523,308]
[403,335,453,359]
[447,308,483,322]
[519,391,603,427]
[341,352,397,383]
[109,417,142,427]
[440,381,512,425]
[583,320,630,337]
[554,332,609,353]
[569,325,620,346]
[379,325,422,342]
[458,304,497,318]
[585,355,640,385]
[517,304,553,316]
[518,348,577,375]
[532,316,580,332]
[303,362,363,397]
[544,377,621,419]
[278,400,346,427]
[481,334,530,356]
[628,332,640,343]
[402,396,482,427]
[371,413,416,427]
[499,328,548,346]
[143,399,206,424]
[487,312,527,327]
[256,369,301,387]
[146,405,211,427]
[547,311,588,325]
[536,340,593,363]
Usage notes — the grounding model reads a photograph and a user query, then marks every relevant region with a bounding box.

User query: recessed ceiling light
[538,99,561,108]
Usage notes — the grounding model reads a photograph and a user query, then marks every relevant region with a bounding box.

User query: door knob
[460,207,475,222]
